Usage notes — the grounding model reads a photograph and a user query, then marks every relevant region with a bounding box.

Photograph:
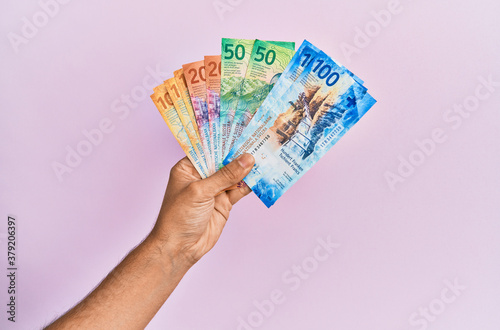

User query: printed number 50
[254,46,276,65]
[224,43,245,60]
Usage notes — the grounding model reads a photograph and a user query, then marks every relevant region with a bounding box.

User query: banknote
[225,40,296,156]
[150,86,208,178]
[220,39,296,161]
[227,47,376,207]
[164,77,209,175]
[204,55,222,168]
[224,40,323,163]
[220,38,255,165]
[182,60,215,174]
[224,39,367,164]
[174,69,214,173]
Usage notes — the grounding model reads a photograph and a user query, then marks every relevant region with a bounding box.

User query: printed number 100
[312,59,340,86]
[301,54,340,87]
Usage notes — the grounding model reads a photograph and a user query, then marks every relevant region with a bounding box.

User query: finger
[167,157,200,193]
[227,181,252,205]
[170,157,200,180]
[224,182,241,191]
[202,154,255,196]
[214,180,245,197]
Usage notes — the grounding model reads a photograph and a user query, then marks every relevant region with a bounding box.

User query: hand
[150,153,255,265]
[45,155,256,330]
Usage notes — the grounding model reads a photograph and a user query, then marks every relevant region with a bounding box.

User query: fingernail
[237,153,254,169]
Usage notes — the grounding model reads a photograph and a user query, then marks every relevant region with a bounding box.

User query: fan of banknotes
[150,39,376,207]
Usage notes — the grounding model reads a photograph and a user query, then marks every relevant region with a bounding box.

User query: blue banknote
[224,41,376,207]
[224,40,365,164]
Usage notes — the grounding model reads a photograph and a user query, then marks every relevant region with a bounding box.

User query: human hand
[150,153,255,266]
[45,154,255,330]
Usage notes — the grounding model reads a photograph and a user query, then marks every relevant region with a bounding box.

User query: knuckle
[215,200,233,219]
[169,166,177,178]
[186,181,205,198]
[170,161,183,177]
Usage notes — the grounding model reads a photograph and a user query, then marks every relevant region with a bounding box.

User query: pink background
[1,0,499,329]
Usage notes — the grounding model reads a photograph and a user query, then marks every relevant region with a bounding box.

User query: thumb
[203,154,255,196]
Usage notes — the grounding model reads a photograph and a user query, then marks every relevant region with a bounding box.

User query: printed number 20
[188,66,206,84]
[207,61,221,77]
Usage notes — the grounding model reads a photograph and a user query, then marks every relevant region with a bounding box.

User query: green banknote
[226,39,295,154]
[220,38,295,165]
[220,38,255,166]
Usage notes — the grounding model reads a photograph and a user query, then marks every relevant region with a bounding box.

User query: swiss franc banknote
[204,55,222,169]
[226,40,296,155]
[183,60,215,174]
[225,41,376,207]
[225,40,363,163]
[220,38,255,165]
[225,40,323,163]
[164,77,209,175]
[172,69,213,173]
[150,85,208,178]
[220,38,295,164]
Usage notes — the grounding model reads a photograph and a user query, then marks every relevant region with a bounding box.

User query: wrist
[144,229,196,271]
